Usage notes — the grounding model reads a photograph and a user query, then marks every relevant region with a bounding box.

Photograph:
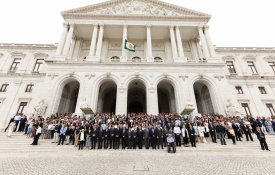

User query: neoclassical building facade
[1,0,275,129]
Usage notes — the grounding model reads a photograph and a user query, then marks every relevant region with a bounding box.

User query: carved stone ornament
[179,75,188,81]
[85,73,95,80]
[225,99,243,117]
[48,73,59,80]
[34,99,47,115]
[80,98,89,108]
[90,0,183,16]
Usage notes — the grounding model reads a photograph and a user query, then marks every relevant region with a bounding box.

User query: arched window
[110,56,120,62]
[132,56,141,62]
[154,57,163,63]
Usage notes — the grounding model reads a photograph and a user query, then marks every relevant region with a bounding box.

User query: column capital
[146,25,151,28]
[123,25,128,28]
[169,26,175,30]
[198,26,203,31]
[99,24,104,27]
[204,25,210,30]
[63,23,69,28]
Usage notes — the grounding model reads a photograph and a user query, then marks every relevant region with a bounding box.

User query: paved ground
[0,133,274,175]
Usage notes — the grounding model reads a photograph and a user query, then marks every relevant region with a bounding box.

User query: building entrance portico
[127,80,147,113]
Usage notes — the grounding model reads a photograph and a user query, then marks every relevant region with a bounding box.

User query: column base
[147,57,154,62]
[205,57,221,63]
[48,56,66,62]
[174,57,187,63]
[120,55,128,62]
[86,56,100,62]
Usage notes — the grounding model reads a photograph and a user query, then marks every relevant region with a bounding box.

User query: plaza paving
[0,132,274,175]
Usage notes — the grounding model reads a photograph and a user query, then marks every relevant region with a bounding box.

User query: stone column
[204,26,216,57]
[169,26,178,61]
[95,25,104,60]
[87,25,98,59]
[121,25,128,62]
[115,87,127,115]
[62,24,75,57]
[198,27,210,58]
[175,26,185,58]
[147,26,153,62]
[56,23,69,56]
[147,87,159,115]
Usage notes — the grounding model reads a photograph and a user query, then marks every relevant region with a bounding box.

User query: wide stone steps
[0,132,274,153]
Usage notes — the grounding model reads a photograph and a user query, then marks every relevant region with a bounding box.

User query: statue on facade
[34,100,47,115]
[225,99,243,117]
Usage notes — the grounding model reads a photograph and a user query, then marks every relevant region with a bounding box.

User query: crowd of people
[4,112,275,151]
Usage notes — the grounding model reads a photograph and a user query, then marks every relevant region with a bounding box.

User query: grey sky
[0,0,274,47]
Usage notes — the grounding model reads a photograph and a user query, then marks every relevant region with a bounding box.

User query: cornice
[0,43,57,50]
[62,14,210,22]
[0,72,46,78]
[216,47,275,53]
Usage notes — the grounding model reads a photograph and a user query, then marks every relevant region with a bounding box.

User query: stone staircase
[0,132,274,154]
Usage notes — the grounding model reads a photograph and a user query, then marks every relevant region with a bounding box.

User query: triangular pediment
[62,0,211,20]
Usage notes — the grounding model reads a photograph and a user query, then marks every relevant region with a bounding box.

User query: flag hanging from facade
[124,39,136,52]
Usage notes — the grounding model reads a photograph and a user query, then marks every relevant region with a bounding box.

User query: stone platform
[0,132,275,175]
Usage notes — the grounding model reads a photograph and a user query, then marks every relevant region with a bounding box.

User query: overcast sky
[0,0,274,47]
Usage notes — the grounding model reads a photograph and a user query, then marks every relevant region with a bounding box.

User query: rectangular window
[0,83,9,92]
[33,59,44,72]
[268,62,275,73]
[25,84,34,92]
[226,61,236,74]
[241,103,252,117]
[247,61,258,74]
[266,104,275,116]
[235,86,244,94]
[259,87,267,94]
[17,102,27,114]
[9,58,21,71]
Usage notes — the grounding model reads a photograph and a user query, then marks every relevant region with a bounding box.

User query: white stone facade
[0,0,275,129]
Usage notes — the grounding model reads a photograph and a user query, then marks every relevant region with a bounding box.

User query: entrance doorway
[127,80,146,113]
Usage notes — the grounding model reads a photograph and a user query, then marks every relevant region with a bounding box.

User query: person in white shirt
[31,124,42,145]
[173,124,181,147]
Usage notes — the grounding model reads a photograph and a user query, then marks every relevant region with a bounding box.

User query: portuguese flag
[124,39,136,52]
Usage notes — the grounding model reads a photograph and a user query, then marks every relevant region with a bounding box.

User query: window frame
[226,61,237,74]
[247,61,258,74]
[268,61,275,73]
[33,59,44,72]
[17,102,28,114]
[110,56,120,62]
[258,86,267,94]
[241,103,252,117]
[132,56,141,62]
[235,86,244,94]
[9,58,21,71]
[154,57,163,63]
[266,104,275,116]
[25,83,34,93]
[0,83,9,92]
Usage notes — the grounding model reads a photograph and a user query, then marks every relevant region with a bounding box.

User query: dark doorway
[127,80,146,113]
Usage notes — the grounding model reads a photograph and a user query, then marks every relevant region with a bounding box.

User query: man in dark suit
[187,124,196,147]
[208,121,217,143]
[156,124,164,149]
[121,125,128,149]
[143,125,150,149]
[255,126,270,151]
[149,125,157,149]
[108,125,114,149]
